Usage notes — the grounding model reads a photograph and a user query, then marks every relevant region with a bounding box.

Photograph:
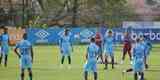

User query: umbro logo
[35,30,50,39]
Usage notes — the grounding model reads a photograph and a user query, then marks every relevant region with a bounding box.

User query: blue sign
[26,27,160,44]
[26,28,97,44]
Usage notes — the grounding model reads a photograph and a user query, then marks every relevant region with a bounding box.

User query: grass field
[0,45,160,80]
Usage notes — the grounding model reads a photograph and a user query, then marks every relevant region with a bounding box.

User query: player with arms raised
[103,30,115,69]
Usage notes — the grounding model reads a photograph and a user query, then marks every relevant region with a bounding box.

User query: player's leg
[84,62,89,80]
[140,72,144,80]
[126,68,133,72]
[94,72,97,80]
[61,55,65,64]
[84,71,88,80]
[0,53,2,65]
[123,68,133,74]
[20,68,25,80]
[144,55,149,69]
[67,55,71,69]
[144,56,147,69]
[134,72,138,80]
[4,54,8,67]
[100,47,104,63]
[97,47,103,63]
[128,47,132,61]
[104,54,108,69]
[93,63,98,80]
[121,47,127,64]
[111,55,114,69]
[28,68,33,80]
[3,47,9,67]
[68,56,71,64]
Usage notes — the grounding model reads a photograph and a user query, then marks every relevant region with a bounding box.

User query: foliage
[101,0,136,27]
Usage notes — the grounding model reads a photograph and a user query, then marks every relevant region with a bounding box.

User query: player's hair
[23,33,27,40]
[108,30,112,33]
[4,27,8,31]
[136,38,140,42]
[65,28,69,32]
[3,27,8,34]
[90,37,95,42]
[139,34,144,38]
[0,26,7,30]
[0,25,4,28]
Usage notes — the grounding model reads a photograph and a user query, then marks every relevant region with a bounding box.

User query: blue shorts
[20,56,32,69]
[84,59,97,72]
[61,46,71,56]
[104,47,114,56]
[1,45,9,55]
[144,49,150,56]
[97,46,103,55]
[133,58,144,72]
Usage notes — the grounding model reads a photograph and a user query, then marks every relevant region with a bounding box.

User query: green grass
[0,45,160,80]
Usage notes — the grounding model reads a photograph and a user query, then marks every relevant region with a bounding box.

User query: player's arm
[85,47,89,60]
[95,46,99,58]
[148,41,152,50]
[102,37,105,48]
[59,38,63,53]
[132,47,136,58]
[70,38,74,52]
[59,38,62,49]
[8,35,11,45]
[30,46,34,63]
[14,47,21,59]
[0,35,2,46]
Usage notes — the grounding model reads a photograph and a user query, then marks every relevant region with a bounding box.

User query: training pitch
[0,45,159,80]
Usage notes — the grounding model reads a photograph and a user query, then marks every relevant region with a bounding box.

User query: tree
[101,0,136,27]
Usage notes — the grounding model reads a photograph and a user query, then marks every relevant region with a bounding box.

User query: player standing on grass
[132,37,145,80]
[95,31,103,63]
[14,33,33,80]
[103,30,115,69]
[0,27,10,67]
[84,37,99,80]
[123,37,145,80]
[59,28,73,69]
[141,35,152,69]
[120,31,132,64]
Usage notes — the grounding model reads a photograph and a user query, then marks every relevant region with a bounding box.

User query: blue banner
[26,28,160,44]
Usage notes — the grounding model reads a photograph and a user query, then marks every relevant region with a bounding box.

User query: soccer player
[141,35,152,69]
[14,33,33,80]
[103,30,115,69]
[0,27,10,67]
[121,32,132,64]
[123,37,145,80]
[84,37,99,80]
[59,28,73,69]
[132,37,145,80]
[95,31,103,63]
